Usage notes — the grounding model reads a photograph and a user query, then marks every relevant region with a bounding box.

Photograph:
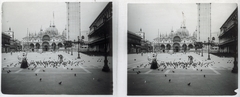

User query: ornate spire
[182,11,186,28]
[50,21,52,27]
[52,11,55,27]
[40,25,43,31]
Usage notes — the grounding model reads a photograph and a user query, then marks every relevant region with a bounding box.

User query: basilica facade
[153,24,197,53]
[22,24,67,52]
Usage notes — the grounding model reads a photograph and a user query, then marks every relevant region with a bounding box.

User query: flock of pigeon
[2,56,106,85]
[131,55,234,86]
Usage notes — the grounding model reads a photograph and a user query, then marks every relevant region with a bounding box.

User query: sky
[2,2,108,40]
[128,3,237,42]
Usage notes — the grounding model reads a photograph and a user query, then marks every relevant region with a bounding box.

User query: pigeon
[40,78,42,81]
[134,59,136,61]
[35,74,37,76]
[74,73,76,76]
[204,75,206,77]
[158,69,159,71]
[169,79,171,82]
[71,68,73,70]
[132,69,134,71]
[165,74,167,77]
[59,81,62,85]
[43,70,45,72]
[200,69,202,71]
[188,83,191,86]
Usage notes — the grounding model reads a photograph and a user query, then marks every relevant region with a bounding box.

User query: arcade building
[87,2,112,55]
[22,23,67,52]
[127,30,142,54]
[152,23,197,53]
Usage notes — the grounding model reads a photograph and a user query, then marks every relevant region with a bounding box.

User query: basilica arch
[188,44,194,50]
[173,36,181,43]
[160,44,165,50]
[166,44,171,50]
[182,44,187,52]
[30,43,34,52]
[42,35,50,41]
[173,43,180,52]
[160,44,165,52]
[42,42,50,51]
[58,43,63,48]
[36,43,40,51]
[52,43,57,51]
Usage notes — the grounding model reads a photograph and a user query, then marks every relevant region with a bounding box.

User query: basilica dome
[176,26,189,36]
[45,24,58,35]
[170,29,175,37]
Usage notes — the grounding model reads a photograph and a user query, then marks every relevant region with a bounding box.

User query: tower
[66,2,81,41]
[197,3,211,42]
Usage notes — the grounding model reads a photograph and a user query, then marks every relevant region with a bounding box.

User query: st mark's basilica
[153,22,197,53]
[22,23,67,52]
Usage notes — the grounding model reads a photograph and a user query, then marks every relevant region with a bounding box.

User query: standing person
[150,53,158,69]
[20,52,29,68]
[58,54,63,64]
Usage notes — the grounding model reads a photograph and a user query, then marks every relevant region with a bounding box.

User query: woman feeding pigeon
[148,53,158,69]
[58,54,63,64]
[20,52,29,68]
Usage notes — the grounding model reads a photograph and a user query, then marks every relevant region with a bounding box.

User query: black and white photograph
[127,3,238,95]
[2,2,113,94]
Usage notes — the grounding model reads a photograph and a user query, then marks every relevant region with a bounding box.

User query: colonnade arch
[30,43,34,52]
[153,42,195,53]
[23,42,65,52]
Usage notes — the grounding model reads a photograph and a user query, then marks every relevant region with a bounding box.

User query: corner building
[87,2,112,55]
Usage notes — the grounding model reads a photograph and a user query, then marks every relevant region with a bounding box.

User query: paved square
[2,51,112,94]
[128,52,237,95]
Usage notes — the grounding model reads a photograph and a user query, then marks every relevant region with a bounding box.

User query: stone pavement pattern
[128,52,238,95]
[2,51,112,94]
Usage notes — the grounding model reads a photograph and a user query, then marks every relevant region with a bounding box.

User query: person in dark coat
[58,54,63,64]
[20,52,29,68]
[150,53,158,69]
